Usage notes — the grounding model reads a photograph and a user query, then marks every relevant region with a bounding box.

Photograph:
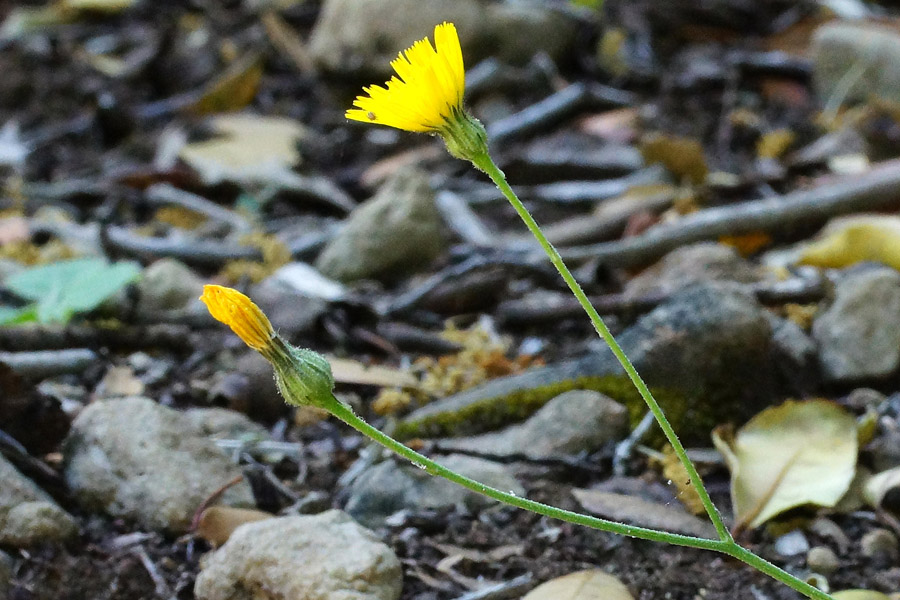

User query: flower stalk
[200,21,836,600]
[200,283,832,600]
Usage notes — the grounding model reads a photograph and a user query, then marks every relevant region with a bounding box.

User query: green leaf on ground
[3,258,141,324]
[713,399,857,530]
[0,305,37,325]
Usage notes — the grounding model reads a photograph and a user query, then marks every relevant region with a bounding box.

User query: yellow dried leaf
[640,133,708,184]
[783,303,818,330]
[372,388,413,415]
[179,114,307,185]
[719,231,772,256]
[95,366,144,398]
[196,506,273,546]
[189,52,264,115]
[833,592,891,600]
[522,569,634,600]
[154,206,207,229]
[293,405,330,427]
[757,129,795,159]
[328,357,417,388]
[597,28,629,78]
[712,399,857,530]
[219,232,291,283]
[797,215,900,271]
[660,445,705,516]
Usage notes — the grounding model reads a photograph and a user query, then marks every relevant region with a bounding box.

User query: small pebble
[861,528,900,563]
[846,388,887,410]
[809,518,852,554]
[774,530,810,557]
[806,545,840,575]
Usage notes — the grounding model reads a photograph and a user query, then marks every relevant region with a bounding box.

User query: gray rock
[846,387,887,411]
[398,283,775,443]
[214,351,286,423]
[316,167,447,283]
[767,314,819,395]
[810,517,853,555]
[807,545,840,575]
[861,528,900,562]
[183,407,269,441]
[869,427,900,472]
[63,397,254,532]
[624,242,768,298]
[250,272,330,339]
[774,530,809,557]
[813,21,900,107]
[195,510,402,600]
[812,268,900,382]
[439,390,628,459]
[309,0,575,75]
[1,502,78,547]
[0,454,77,547]
[136,258,204,312]
[345,454,524,528]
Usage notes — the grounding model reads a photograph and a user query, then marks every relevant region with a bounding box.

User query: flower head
[346,22,465,133]
[200,285,275,352]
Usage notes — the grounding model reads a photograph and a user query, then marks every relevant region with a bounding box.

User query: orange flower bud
[200,285,275,352]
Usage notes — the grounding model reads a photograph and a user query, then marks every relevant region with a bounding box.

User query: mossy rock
[397,283,777,445]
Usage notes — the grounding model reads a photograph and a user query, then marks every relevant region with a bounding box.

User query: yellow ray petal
[345,22,465,133]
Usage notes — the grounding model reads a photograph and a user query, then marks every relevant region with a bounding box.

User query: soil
[1,0,899,598]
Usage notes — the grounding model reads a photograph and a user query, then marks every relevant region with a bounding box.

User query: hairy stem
[469,151,732,543]
[329,398,833,600]
[328,399,722,551]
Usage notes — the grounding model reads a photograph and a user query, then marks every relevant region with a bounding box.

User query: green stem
[469,152,733,544]
[329,398,834,600]
[328,398,721,551]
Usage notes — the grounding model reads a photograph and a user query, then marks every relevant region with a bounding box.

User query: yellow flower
[346,22,465,133]
[200,285,275,352]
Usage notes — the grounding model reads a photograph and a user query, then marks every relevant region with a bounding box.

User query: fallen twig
[0,349,99,378]
[451,574,534,600]
[144,183,251,231]
[497,273,827,324]
[487,82,636,145]
[31,219,332,267]
[387,252,558,316]
[560,159,900,266]
[0,323,197,352]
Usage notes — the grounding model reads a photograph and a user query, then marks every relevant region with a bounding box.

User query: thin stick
[560,159,900,267]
